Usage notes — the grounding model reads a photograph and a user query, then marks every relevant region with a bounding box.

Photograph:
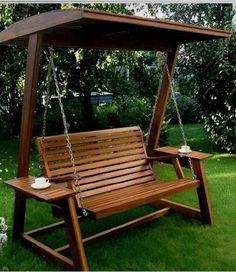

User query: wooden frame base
[16,196,206,271]
[21,207,171,265]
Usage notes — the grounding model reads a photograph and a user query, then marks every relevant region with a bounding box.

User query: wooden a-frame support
[13,34,89,270]
[12,39,212,271]
[147,44,213,225]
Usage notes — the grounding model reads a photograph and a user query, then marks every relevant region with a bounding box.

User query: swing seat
[37,126,199,219]
[83,179,199,219]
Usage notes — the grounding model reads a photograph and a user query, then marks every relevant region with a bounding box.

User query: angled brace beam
[147,44,180,156]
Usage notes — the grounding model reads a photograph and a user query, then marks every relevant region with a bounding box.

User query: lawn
[0,124,236,271]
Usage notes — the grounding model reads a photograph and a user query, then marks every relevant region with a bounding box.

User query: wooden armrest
[147,154,178,161]
[4,176,76,203]
[155,146,212,160]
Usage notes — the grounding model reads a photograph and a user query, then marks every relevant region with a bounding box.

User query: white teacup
[34,177,49,185]
[180,145,190,153]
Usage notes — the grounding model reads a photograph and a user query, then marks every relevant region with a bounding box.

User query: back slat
[48,148,144,170]
[36,126,155,198]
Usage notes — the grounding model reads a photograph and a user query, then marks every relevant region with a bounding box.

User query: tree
[0,4,60,136]
[146,4,236,152]
[0,3,166,137]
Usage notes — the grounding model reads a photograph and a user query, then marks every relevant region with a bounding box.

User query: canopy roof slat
[0,8,231,51]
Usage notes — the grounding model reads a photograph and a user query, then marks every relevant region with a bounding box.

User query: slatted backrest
[36,126,156,198]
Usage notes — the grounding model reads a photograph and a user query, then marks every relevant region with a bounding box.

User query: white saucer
[178,149,192,154]
[31,182,51,190]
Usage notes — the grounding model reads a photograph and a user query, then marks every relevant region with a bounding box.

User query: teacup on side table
[178,145,192,154]
[31,177,51,190]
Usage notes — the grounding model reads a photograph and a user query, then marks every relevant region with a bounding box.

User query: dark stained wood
[13,191,26,239]
[40,29,174,51]
[155,199,201,220]
[0,9,230,47]
[5,176,76,202]
[147,154,178,161]
[146,45,180,155]
[56,207,171,256]
[171,157,185,179]
[21,233,74,269]
[62,197,89,271]
[26,220,67,237]
[17,33,42,178]
[192,160,213,224]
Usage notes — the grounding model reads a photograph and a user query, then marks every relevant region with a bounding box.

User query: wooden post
[17,33,42,178]
[147,44,180,156]
[192,160,213,224]
[13,33,41,239]
[63,197,89,271]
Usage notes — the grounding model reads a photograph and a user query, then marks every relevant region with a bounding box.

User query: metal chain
[147,53,166,140]
[42,52,53,139]
[38,51,53,171]
[47,47,88,216]
[164,62,197,180]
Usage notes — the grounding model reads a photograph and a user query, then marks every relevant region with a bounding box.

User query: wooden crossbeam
[55,207,171,255]
[21,233,73,268]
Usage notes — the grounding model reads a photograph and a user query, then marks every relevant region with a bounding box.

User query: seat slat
[83,180,200,218]
[84,180,180,207]
[81,175,155,198]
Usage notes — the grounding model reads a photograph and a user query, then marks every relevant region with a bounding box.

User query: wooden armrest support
[4,176,76,203]
[147,154,178,161]
[155,146,212,160]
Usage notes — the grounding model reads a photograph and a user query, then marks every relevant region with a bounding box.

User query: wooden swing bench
[5,126,213,270]
[37,126,199,219]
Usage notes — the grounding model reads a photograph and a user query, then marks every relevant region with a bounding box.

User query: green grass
[0,124,236,270]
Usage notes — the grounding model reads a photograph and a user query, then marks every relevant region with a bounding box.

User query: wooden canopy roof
[0,8,231,51]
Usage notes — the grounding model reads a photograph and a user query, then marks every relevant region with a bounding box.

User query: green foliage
[116,95,152,130]
[95,103,120,129]
[34,98,84,136]
[151,4,236,152]
[167,95,198,124]
[94,96,169,145]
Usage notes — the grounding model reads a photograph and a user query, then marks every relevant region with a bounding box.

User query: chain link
[42,52,53,139]
[147,53,166,140]
[38,51,53,171]
[41,48,88,217]
[164,62,197,180]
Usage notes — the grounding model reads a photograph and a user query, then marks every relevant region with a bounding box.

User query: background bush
[167,95,198,124]
[95,95,169,145]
